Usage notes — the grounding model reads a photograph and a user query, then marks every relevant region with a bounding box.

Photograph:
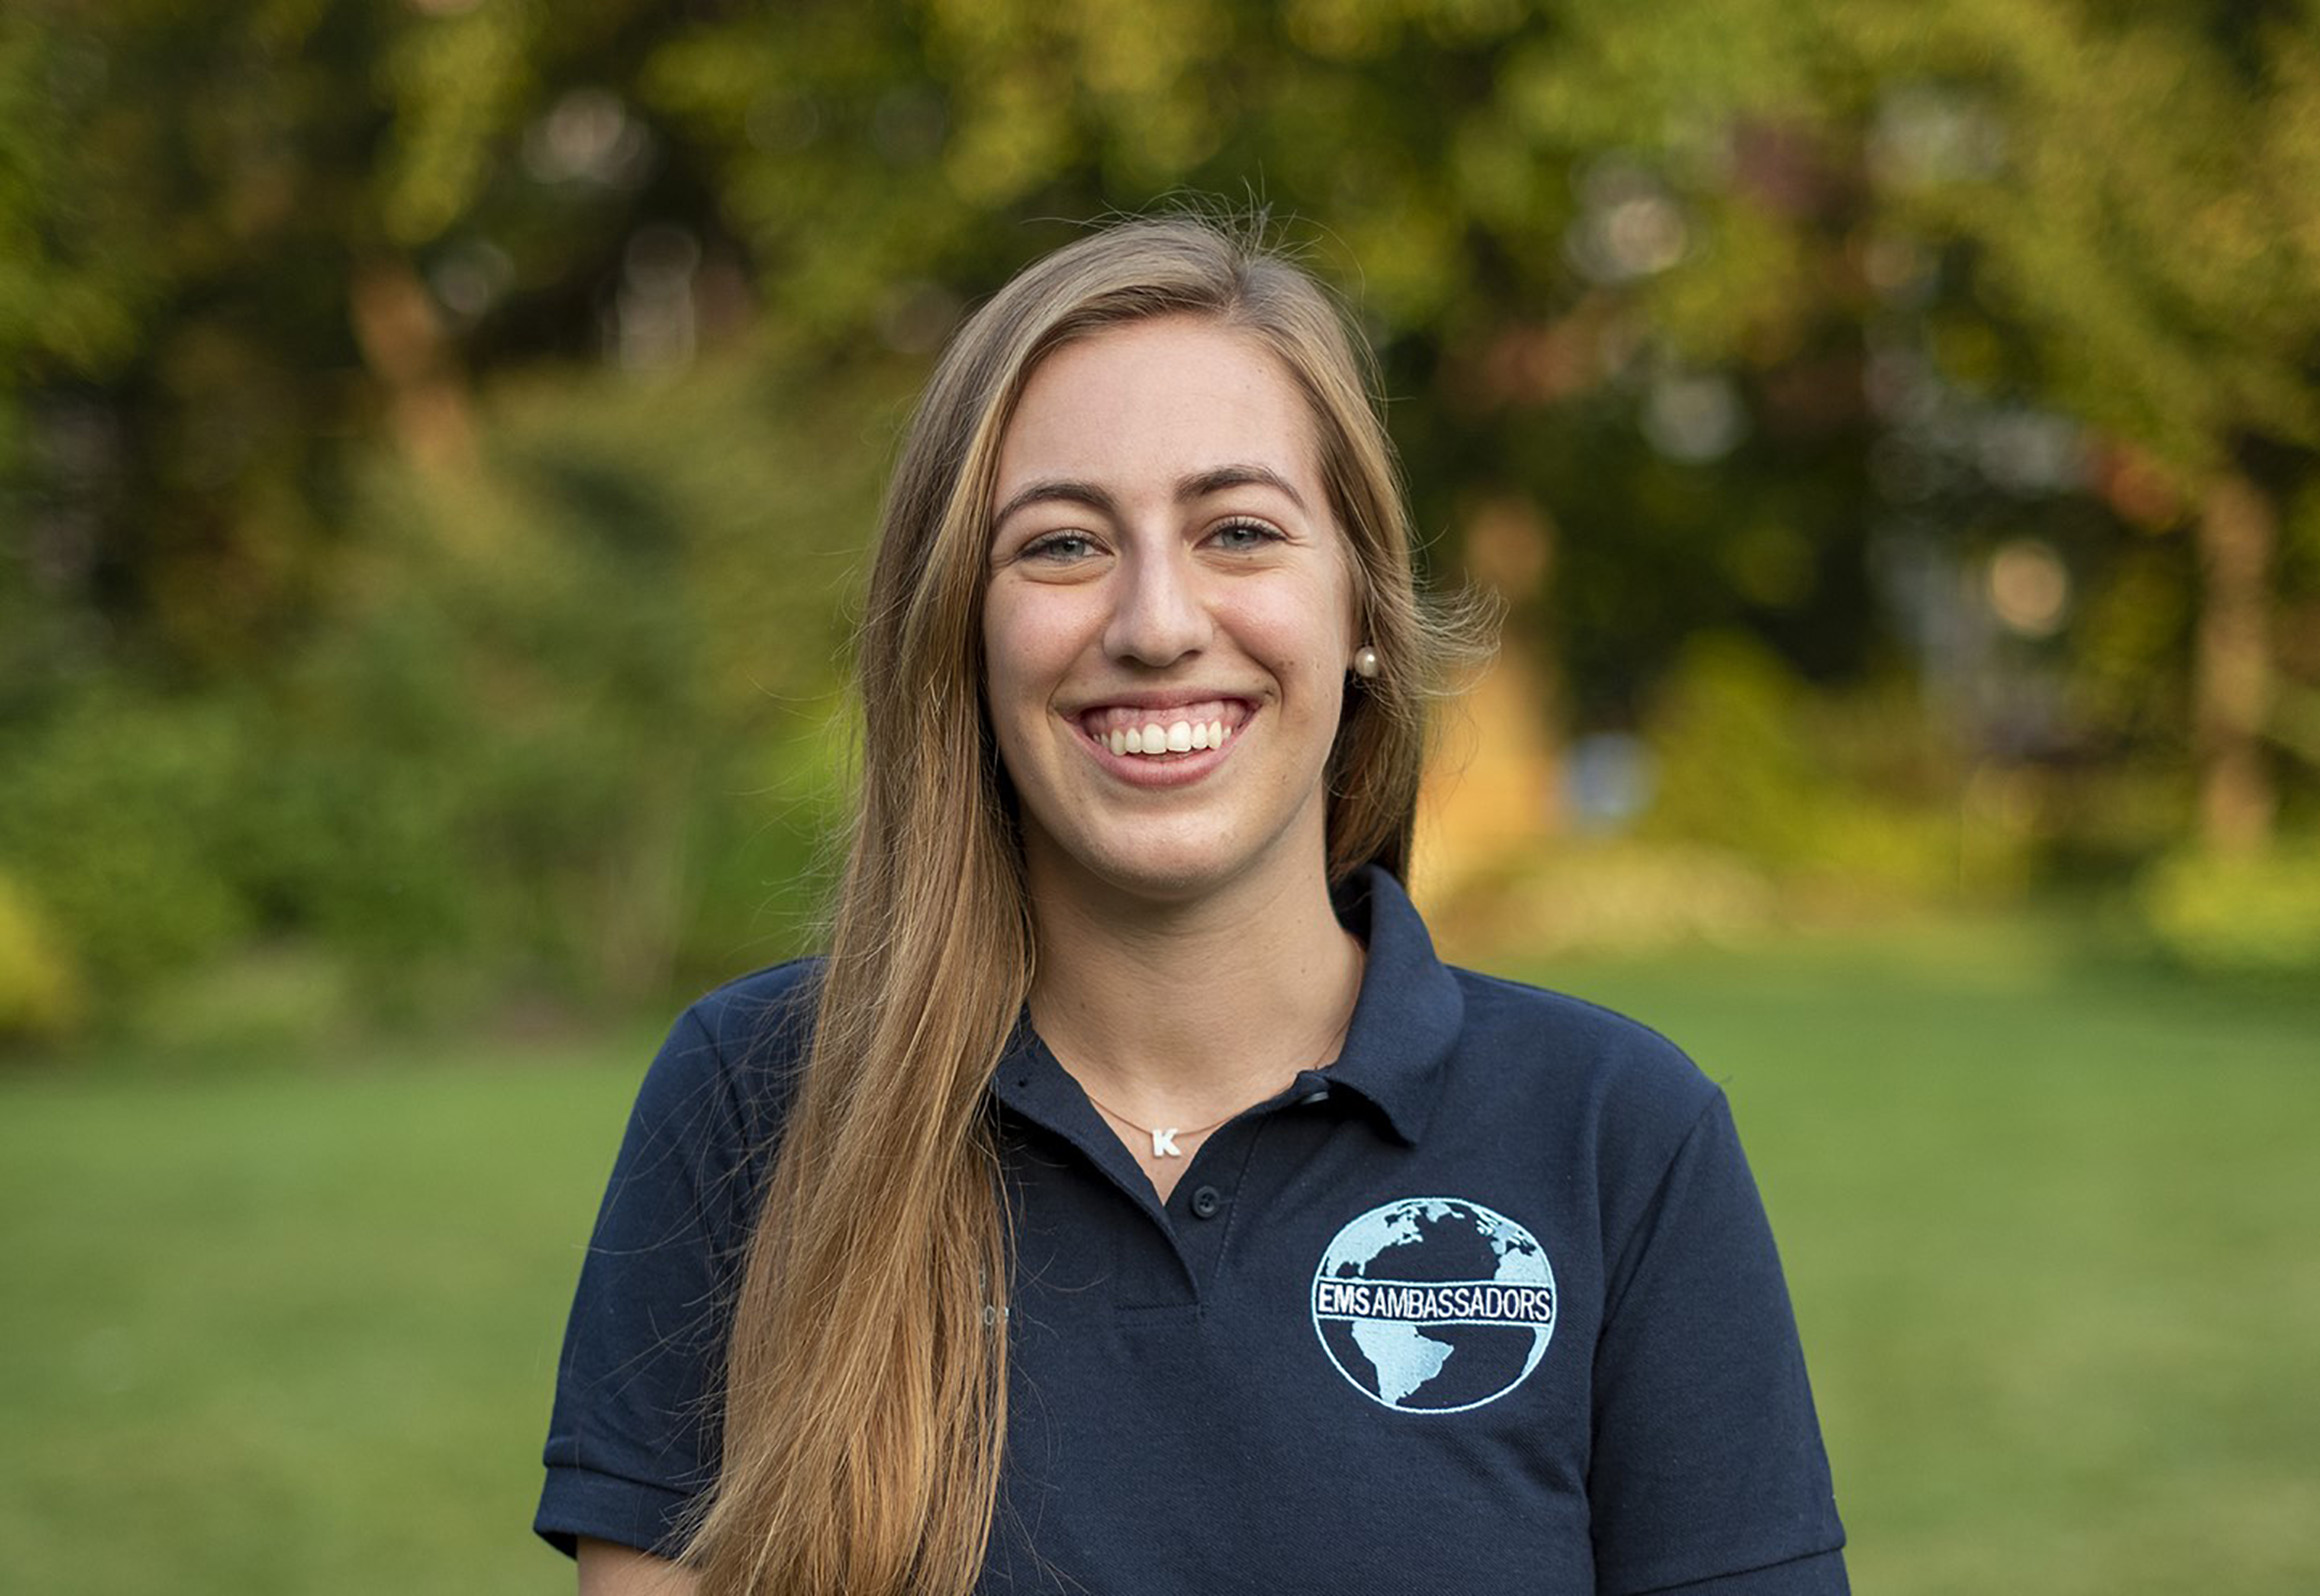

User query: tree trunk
[2192,468,2276,854]
[1418,495,1564,896]
[348,258,475,475]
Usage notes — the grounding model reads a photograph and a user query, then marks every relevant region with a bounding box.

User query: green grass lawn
[3,915,2315,1594]
[0,1027,655,1596]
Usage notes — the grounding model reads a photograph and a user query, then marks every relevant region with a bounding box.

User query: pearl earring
[1352,645,1381,680]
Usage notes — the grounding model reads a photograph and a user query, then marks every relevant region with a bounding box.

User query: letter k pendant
[1083,1090,1232,1163]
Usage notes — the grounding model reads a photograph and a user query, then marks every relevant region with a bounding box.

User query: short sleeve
[533,1006,761,1559]
[1588,1092,1848,1596]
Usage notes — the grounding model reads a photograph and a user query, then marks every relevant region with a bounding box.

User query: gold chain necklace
[1078,1093,1242,1160]
[1054,940,1364,1160]
[1073,994,1359,1161]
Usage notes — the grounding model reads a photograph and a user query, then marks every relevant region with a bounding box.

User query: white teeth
[1100,713,1238,757]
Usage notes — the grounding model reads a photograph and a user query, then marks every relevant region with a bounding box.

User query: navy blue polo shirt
[537,868,1848,1593]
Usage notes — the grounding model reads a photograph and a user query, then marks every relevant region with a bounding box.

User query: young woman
[537,217,1848,1596]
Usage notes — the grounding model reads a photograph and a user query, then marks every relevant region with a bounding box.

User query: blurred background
[2,1,2315,1591]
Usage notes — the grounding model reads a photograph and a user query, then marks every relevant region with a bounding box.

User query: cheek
[982,588,1083,728]
[979,632,1042,799]
[1221,608,1341,715]
[1238,570,1359,682]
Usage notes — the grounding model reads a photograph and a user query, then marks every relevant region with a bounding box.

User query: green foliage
[1845,1,2320,469]
[0,351,873,1028]
[1638,632,2004,899]
[374,0,543,248]
[1428,838,1780,963]
[0,691,254,988]
[240,357,874,1010]
[0,872,81,1042]
[0,14,153,379]
[122,945,363,1062]
[5,0,2318,1030]
[2137,838,2320,975]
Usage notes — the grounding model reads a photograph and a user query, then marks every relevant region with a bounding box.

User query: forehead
[992,317,1323,510]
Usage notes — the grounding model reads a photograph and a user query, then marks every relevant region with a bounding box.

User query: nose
[1103,545,1210,667]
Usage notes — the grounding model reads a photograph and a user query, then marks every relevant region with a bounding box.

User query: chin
[1029,810,1327,912]
[1074,844,1244,906]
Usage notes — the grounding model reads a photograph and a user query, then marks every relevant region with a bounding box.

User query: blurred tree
[4,0,379,691]
[1837,0,2320,851]
[0,0,730,688]
[635,0,1906,712]
[5,0,1912,758]
[0,0,853,1012]
[5,0,2317,1022]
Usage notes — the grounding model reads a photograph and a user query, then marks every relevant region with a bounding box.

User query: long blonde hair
[688,215,1459,1595]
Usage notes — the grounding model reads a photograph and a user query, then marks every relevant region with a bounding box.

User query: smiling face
[982,315,1361,911]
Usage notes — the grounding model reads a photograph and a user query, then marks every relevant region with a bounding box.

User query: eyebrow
[991,462,1311,530]
[1177,463,1310,513]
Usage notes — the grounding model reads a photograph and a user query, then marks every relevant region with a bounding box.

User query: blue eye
[1211,519,1283,552]
[1023,532,1098,563]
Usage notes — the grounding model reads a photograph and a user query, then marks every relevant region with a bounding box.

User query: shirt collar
[991,865,1464,1149]
[1320,864,1464,1146]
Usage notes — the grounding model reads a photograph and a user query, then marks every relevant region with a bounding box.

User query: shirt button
[1189,1185,1224,1220]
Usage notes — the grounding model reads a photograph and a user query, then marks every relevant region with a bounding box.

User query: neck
[1025,855,1366,1122]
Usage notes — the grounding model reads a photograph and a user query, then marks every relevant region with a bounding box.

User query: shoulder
[673,955,823,1065]
[1433,968,1780,1325]
[1445,965,1726,1168]
[1451,967,1716,1104]
[630,956,824,1163]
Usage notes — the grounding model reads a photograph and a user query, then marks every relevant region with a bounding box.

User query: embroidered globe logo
[1310,1197,1557,1413]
